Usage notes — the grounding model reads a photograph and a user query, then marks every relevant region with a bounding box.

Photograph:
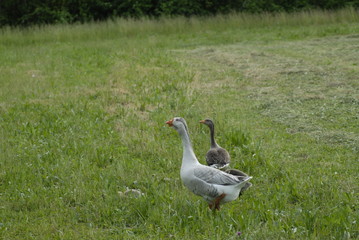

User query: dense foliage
[1,0,358,26]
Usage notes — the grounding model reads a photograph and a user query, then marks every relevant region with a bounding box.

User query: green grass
[1,8,358,239]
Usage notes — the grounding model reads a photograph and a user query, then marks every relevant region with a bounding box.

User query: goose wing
[187,177,220,200]
[194,166,242,186]
[226,169,249,177]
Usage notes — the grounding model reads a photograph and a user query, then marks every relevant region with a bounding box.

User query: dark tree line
[1,0,358,27]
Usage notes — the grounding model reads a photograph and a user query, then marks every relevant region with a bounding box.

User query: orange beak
[166,119,173,127]
[199,120,205,124]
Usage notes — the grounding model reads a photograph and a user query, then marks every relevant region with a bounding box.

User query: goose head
[199,118,214,128]
[166,117,188,133]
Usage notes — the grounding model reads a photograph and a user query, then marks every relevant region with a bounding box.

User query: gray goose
[199,119,231,170]
[200,119,252,192]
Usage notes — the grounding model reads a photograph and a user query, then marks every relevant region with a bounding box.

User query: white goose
[166,117,252,210]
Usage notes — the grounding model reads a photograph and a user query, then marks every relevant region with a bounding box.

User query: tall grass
[1,8,358,45]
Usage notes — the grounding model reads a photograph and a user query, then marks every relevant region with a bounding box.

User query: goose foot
[210,193,226,211]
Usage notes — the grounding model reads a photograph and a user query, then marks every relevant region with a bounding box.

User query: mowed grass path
[1,9,358,239]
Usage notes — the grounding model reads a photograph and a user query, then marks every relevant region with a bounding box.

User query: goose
[199,119,231,170]
[200,118,252,192]
[166,117,252,210]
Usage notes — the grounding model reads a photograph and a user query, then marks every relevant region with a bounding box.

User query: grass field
[1,8,358,239]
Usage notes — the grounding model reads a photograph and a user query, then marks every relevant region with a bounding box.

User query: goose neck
[209,124,218,148]
[178,126,198,165]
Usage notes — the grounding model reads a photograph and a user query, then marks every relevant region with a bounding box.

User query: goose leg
[214,193,226,211]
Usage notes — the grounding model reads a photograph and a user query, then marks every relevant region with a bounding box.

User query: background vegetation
[1,0,359,26]
[1,8,358,239]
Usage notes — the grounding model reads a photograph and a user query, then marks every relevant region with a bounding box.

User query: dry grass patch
[179,35,359,151]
